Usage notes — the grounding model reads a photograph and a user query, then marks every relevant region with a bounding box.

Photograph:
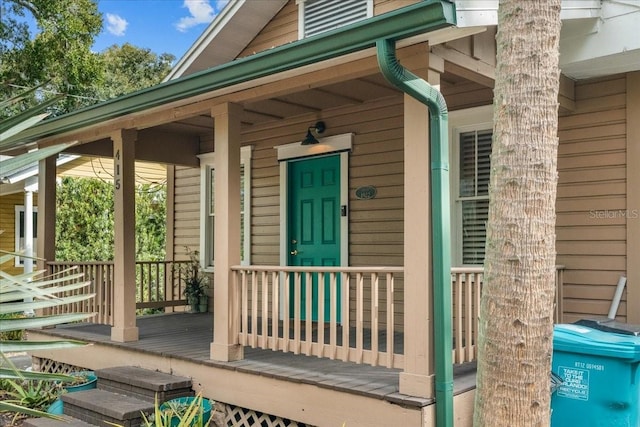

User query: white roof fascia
[560,0,640,79]
[165,0,288,81]
[453,0,601,27]
[1,154,78,185]
[24,177,38,193]
[165,0,246,81]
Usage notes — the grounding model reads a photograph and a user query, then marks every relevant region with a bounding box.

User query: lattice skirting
[32,357,88,374]
[225,403,311,427]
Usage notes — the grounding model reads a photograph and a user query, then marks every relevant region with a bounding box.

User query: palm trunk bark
[474,1,562,425]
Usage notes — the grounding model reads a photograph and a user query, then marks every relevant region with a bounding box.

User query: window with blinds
[300,0,372,38]
[458,130,492,265]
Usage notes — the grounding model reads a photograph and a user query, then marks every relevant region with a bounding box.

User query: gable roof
[165,0,289,80]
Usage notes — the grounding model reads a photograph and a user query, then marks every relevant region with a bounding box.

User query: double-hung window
[450,106,493,266]
[457,129,492,265]
[199,146,252,270]
[298,0,372,39]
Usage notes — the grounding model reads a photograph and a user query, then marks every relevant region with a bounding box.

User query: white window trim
[14,205,38,267]
[198,146,252,271]
[296,0,373,40]
[449,105,493,266]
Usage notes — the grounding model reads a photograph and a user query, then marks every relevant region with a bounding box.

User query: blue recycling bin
[551,323,640,426]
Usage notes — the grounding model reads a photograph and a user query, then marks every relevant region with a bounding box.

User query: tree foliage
[1,1,175,115]
[55,177,166,262]
[0,0,103,114]
[0,250,94,419]
[96,43,174,100]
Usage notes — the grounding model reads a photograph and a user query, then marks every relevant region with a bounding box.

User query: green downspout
[376,38,453,427]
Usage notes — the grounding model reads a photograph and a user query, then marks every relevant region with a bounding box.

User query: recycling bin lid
[574,318,640,336]
[553,324,640,361]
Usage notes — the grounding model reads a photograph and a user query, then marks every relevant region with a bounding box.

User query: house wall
[171,95,408,328]
[238,0,421,58]
[171,165,201,261]
[0,192,38,276]
[557,74,629,323]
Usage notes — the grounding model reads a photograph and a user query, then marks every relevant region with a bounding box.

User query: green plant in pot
[181,249,209,313]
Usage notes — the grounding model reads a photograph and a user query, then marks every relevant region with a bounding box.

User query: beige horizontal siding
[374,0,420,15]
[239,0,422,59]
[0,192,32,276]
[172,166,200,261]
[557,74,627,322]
[238,1,297,58]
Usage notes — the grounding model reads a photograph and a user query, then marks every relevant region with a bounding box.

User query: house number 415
[114,149,121,190]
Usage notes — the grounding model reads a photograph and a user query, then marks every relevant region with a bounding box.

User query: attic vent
[300,0,372,39]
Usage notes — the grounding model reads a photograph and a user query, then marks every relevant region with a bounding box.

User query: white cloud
[175,0,219,32]
[106,13,128,37]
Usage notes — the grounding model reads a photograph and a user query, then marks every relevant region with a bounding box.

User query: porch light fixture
[301,121,326,145]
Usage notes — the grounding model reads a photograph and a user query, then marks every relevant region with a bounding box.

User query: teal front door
[287,155,341,322]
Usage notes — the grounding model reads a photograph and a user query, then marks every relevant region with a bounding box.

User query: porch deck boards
[44,313,476,407]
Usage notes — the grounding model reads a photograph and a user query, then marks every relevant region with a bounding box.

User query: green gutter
[7,0,456,148]
[376,38,453,427]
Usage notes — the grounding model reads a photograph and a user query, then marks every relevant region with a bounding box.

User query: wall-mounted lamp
[301,121,326,145]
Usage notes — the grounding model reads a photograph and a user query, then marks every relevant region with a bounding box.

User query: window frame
[449,105,493,267]
[199,146,252,271]
[14,205,38,267]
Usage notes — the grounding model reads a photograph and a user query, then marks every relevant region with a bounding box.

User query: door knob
[290,249,298,256]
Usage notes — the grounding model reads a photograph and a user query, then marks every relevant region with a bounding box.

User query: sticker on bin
[556,366,589,401]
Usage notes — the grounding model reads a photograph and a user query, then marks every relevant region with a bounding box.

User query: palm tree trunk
[474,0,562,425]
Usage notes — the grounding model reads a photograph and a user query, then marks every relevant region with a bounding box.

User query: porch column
[111,129,139,342]
[210,102,244,361]
[627,72,640,323]
[24,188,34,273]
[399,51,443,398]
[22,185,36,315]
[36,156,56,271]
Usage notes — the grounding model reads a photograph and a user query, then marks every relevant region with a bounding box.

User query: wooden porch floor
[39,312,477,408]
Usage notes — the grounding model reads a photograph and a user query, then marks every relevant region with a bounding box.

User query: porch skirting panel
[28,313,476,427]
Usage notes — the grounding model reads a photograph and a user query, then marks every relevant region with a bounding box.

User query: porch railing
[231,266,405,369]
[44,261,565,368]
[46,260,191,324]
[450,266,566,364]
[234,265,565,369]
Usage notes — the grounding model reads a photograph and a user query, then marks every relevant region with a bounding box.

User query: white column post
[111,129,139,342]
[210,102,244,361]
[399,49,443,398]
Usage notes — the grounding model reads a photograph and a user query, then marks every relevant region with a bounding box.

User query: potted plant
[64,370,97,393]
[47,370,98,414]
[158,395,212,427]
[181,249,209,313]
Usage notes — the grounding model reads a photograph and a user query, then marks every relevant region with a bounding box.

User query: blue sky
[94,0,229,60]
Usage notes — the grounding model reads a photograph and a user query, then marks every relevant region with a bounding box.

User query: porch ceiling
[144,68,483,139]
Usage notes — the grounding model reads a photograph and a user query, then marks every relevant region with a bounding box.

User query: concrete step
[23,415,96,427]
[61,388,155,427]
[95,366,193,402]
